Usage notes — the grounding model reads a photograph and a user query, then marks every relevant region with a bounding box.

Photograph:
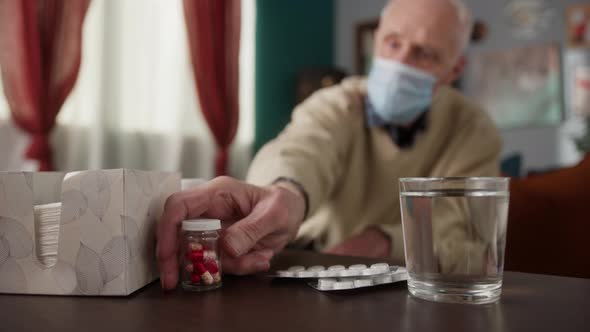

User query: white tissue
[33,203,61,267]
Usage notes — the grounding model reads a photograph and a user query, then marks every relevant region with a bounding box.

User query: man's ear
[442,55,467,85]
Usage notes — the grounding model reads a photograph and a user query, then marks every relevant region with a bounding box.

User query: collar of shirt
[365,98,429,149]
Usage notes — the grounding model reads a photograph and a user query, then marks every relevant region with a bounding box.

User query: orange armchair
[505,154,590,279]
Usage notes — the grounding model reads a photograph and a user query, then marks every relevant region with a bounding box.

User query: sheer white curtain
[0,0,255,179]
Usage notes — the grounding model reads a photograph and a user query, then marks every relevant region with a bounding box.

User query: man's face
[374,0,465,87]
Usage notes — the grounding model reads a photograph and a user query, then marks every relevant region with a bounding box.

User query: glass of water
[399,177,510,304]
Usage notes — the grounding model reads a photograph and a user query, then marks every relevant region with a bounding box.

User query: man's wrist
[272,177,309,220]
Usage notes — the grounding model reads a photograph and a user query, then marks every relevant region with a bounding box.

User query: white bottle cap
[182,219,221,231]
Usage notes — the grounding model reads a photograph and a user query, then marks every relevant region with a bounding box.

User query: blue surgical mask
[367,57,436,125]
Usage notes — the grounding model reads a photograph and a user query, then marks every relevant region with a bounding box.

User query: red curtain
[0,0,90,171]
[183,0,241,176]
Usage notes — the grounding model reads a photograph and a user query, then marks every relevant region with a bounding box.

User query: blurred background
[1,0,590,179]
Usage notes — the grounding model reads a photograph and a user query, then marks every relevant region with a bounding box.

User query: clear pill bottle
[180,219,222,291]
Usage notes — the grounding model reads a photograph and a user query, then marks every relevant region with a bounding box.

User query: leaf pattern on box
[125,215,156,263]
[0,177,6,218]
[126,256,148,291]
[0,170,177,295]
[130,170,153,196]
[80,172,111,220]
[121,216,140,259]
[0,257,27,292]
[0,217,33,259]
[51,260,77,294]
[126,190,147,221]
[75,243,106,294]
[126,170,155,219]
[80,213,111,254]
[0,236,9,265]
[139,220,156,262]
[61,190,88,224]
[0,174,33,220]
[101,236,129,283]
[147,178,165,221]
[109,172,124,188]
[23,173,34,192]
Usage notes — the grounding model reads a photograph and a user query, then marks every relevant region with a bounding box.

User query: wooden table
[1,250,589,332]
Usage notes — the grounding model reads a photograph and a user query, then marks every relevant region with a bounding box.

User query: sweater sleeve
[246,81,364,217]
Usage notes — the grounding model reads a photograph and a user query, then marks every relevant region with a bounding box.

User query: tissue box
[0,169,180,296]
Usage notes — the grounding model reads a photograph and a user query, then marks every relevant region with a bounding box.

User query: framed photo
[464,43,563,129]
[564,50,590,117]
[503,0,556,40]
[567,4,590,48]
[355,19,379,75]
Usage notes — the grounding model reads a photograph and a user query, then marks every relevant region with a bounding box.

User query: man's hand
[324,227,391,259]
[157,176,306,290]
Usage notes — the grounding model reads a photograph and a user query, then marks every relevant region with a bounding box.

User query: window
[0,0,255,178]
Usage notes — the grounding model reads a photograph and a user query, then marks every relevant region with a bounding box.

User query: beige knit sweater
[247,77,501,266]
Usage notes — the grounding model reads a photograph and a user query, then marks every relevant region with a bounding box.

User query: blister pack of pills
[273,263,408,291]
[309,268,408,291]
[275,263,395,278]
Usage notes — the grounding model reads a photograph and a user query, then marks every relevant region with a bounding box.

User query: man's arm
[157,176,307,289]
[247,82,364,218]
[157,81,365,288]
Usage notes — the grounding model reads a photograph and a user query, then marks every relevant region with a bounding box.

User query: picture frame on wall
[567,4,590,48]
[464,43,564,130]
[355,19,379,75]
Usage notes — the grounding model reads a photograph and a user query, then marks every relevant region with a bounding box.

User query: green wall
[254,0,335,152]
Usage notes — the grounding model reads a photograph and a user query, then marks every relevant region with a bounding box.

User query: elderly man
[157,0,500,289]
